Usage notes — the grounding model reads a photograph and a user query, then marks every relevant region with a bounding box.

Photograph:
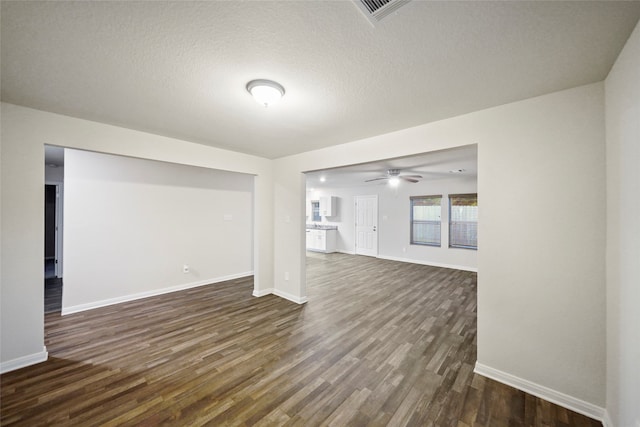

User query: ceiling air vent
[353,0,411,24]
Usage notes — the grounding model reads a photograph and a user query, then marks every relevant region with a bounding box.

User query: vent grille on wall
[354,0,411,24]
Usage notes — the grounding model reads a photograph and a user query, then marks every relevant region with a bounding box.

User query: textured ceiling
[2,1,639,159]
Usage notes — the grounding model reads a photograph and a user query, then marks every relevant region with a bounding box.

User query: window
[449,193,478,249]
[410,195,442,246]
[311,201,321,222]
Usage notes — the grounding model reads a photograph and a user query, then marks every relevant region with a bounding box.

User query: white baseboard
[1,347,48,374]
[62,271,253,315]
[252,288,308,304]
[474,362,606,422]
[253,287,308,304]
[252,287,274,297]
[272,288,308,304]
[377,255,478,272]
[336,249,356,255]
[601,410,613,427]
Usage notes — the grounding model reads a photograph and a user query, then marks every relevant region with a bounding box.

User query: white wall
[274,83,606,412]
[307,174,477,271]
[0,103,273,372]
[605,21,640,427]
[62,149,253,313]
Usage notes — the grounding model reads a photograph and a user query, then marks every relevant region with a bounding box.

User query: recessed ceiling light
[246,79,285,108]
[320,176,326,183]
[449,169,466,173]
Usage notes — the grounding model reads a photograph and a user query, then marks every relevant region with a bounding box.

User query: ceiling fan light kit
[246,79,285,107]
[365,169,423,184]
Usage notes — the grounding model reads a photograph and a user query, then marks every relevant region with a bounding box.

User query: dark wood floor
[44,278,63,313]
[2,253,601,426]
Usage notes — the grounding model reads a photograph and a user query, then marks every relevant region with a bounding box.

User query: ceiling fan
[365,169,422,184]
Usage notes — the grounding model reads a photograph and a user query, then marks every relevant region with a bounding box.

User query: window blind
[449,193,477,249]
[410,195,442,246]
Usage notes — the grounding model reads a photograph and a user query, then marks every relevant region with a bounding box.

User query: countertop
[306,224,338,230]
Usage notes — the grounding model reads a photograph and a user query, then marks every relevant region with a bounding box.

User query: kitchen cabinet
[306,229,336,253]
[319,196,336,217]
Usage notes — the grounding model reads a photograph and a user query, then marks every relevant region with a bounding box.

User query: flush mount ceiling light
[246,79,285,107]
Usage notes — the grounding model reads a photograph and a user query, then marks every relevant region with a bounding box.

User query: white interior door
[355,195,378,256]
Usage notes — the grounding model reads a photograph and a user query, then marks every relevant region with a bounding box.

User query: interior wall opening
[303,144,478,273]
[44,145,65,313]
[300,143,479,397]
[43,147,256,319]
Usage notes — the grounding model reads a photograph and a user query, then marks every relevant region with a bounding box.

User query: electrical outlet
[284,272,290,281]
[183,265,189,274]
[402,247,406,253]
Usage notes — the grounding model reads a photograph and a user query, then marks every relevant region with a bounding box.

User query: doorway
[45,145,65,313]
[44,183,63,313]
[44,184,58,278]
[354,195,378,257]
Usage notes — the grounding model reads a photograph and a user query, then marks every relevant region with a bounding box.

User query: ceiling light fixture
[320,176,326,183]
[388,176,400,187]
[246,79,285,107]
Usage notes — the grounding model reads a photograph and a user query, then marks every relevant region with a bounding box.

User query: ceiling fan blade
[406,170,451,177]
[401,175,422,179]
[364,177,389,182]
[401,177,420,183]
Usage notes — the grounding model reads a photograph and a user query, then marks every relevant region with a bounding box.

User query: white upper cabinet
[319,196,336,217]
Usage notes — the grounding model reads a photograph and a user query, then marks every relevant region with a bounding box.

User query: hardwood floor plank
[1,254,602,426]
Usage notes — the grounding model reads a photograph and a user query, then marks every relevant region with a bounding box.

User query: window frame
[448,193,478,250]
[410,195,442,247]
